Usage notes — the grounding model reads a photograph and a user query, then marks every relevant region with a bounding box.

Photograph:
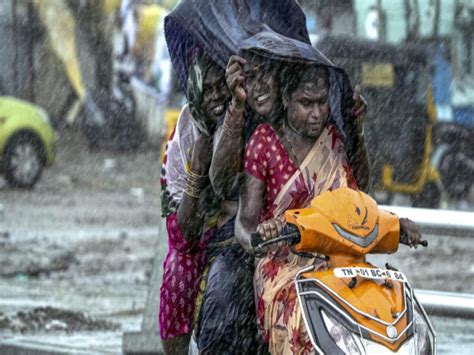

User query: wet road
[1,220,473,354]
[0,229,473,354]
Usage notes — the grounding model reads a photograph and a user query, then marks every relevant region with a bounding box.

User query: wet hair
[281,63,329,100]
[242,50,279,74]
[186,51,218,135]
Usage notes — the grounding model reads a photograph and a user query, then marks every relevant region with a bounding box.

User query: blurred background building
[298,0,473,207]
[299,0,474,126]
[1,0,472,138]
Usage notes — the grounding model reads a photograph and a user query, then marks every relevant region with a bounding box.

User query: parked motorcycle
[433,122,473,202]
[252,187,436,354]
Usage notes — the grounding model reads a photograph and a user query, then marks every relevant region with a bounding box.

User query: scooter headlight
[414,309,433,355]
[321,310,363,354]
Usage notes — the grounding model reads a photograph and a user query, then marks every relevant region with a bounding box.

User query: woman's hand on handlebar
[400,218,426,248]
[251,221,300,255]
[257,219,284,241]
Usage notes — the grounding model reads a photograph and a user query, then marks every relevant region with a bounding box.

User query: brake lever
[251,232,300,248]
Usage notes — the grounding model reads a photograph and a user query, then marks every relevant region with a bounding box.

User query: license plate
[334,267,407,283]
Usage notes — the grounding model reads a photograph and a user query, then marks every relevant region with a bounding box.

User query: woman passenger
[159,50,229,355]
[195,51,280,354]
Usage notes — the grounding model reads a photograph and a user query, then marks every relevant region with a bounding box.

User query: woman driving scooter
[235,61,423,354]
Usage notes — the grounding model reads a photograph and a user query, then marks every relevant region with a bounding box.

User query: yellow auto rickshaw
[317,35,441,207]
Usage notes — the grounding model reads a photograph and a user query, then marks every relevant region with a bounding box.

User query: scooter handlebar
[251,224,300,254]
[251,226,427,255]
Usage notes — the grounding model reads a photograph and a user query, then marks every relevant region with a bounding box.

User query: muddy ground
[0,128,473,353]
[0,128,165,352]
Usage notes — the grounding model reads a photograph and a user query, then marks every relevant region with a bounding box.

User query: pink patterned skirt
[158,213,212,340]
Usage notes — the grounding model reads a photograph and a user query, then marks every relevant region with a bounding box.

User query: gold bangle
[184,176,205,198]
[223,116,244,138]
[185,171,208,199]
[188,169,208,180]
[186,172,208,188]
[184,186,201,199]
[186,179,206,192]
[222,106,244,136]
[226,107,245,127]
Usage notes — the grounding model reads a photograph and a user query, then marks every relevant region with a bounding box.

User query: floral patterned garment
[244,124,357,224]
[243,123,357,354]
[159,213,213,340]
[244,124,299,223]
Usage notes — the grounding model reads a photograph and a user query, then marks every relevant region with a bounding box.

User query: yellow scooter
[252,187,436,354]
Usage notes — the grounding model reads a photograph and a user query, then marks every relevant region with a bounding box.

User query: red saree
[243,123,357,354]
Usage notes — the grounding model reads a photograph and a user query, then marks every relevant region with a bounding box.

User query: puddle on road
[432,316,474,354]
[0,331,123,354]
[0,306,119,333]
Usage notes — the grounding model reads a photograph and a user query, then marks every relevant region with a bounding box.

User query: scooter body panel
[301,267,409,352]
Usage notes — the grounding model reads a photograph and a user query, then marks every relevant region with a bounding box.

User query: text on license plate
[334,267,407,282]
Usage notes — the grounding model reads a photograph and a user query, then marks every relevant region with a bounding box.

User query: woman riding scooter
[236,60,422,353]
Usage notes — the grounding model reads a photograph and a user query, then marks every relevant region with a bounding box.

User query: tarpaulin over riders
[159,0,370,354]
[164,0,370,190]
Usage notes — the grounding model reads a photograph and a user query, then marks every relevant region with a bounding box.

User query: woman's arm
[210,55,247,199]
[176,133,213,245]
[347,86,371,192]
[210,106,245,199]
[350,118,371,193]
[235,174,266,253]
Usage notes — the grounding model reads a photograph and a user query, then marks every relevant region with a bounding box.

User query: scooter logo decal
[361,207,368,225]
[350,206,369,230]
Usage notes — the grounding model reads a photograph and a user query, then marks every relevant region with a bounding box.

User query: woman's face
[243,55,279,117]
[285,78,330,139]
[201,64,230,125]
